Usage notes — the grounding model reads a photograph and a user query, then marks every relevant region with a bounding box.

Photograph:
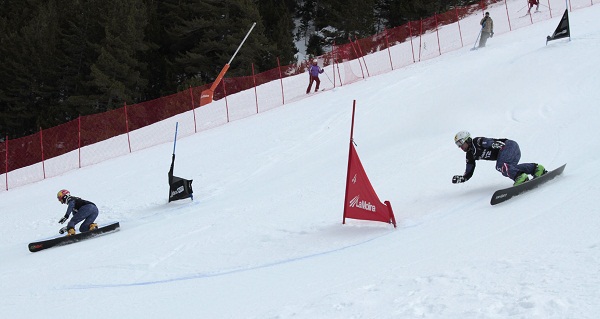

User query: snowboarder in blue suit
[452,131,547,186]
[306,59,324,94]
[57,189,98,236]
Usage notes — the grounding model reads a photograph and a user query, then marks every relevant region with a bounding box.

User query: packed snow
[1,4,599,319]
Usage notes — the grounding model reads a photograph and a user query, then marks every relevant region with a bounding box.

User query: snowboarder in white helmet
[57,189,99,236]
[452,131,547,186]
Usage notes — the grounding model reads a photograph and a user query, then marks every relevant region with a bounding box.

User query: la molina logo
[349,195,376,212]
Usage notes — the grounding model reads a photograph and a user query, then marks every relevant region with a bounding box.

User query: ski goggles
[455,138,468,147]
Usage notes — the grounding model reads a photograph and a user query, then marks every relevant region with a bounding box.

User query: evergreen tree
[377,0,451,28]
[56,0,107,120]
[161,0,273,91]
[0,0,63,137]
[76,0,149,112]
[317,0,377,41]
[296,0,318,50]
[139,0,167,99]
[158,0,225,91]
[257,0,298,65]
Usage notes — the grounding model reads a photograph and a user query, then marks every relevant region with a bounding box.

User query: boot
[89,223,98,231]
[534,164,547,178]
[513,173,529,186]
[67,228,76,236]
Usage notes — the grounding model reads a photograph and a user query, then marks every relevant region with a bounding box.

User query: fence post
[384,27,394,70]
[277,57,284,105]
[223,80,230,123]
[456,7,464,47]
[40,127,46,179]
[124,103,132,153]
[334,42,342,86]
[504,0,513,31]
[252,63,258,113]
[78,116,82,168]
[418,19,423,61]
[354,36,370,77]
[327,52,335,88]
[4,135,8,190]
[434,14,441,56]
[408,21,416,63]
[349,37,365,79]
[188,86,197,133]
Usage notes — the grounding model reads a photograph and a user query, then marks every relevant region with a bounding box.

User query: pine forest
[0,0,478,139]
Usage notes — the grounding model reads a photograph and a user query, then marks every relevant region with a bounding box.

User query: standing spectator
[479,12,494,48]
[527,0,540,14]
[306,59,324,94]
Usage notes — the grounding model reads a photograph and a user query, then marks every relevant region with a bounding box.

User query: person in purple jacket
[306,59,324,94]
[57,189,99,236]
[452,131,547,186]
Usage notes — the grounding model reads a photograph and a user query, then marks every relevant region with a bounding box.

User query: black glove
[59,226,67,234]
[59,216,67,224]
[452,175,466,184]
[491,141,505,149]
[490,32,494,38]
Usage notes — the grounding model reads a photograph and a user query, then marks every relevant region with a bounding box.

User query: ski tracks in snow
[63,225,398,290]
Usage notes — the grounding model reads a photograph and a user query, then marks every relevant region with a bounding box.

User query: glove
[491,32,494,38]
[491,141,505,149]
[319,69,324,74]
[59,216,67,224]
[59,226,67,234]
[452,175,466,184]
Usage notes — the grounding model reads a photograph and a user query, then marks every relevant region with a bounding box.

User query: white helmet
[313,59,318,64]
[454,131,471,147]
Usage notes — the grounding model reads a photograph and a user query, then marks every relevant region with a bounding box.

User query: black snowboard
[490,164,566,205]
[28,222,120,252]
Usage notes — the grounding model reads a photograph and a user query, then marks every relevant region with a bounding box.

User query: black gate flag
[547,9,570,45]
[168,122,193,202]
[169,154,194,202]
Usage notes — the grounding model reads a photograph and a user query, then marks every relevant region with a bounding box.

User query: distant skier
[452,131,547,186]
[306,59,324,94]
[527,0,540,14]
[479,12,494,48]
[57,189,98,236]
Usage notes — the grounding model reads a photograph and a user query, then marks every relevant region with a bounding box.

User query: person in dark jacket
[306,59,324,94]
[479,12,494,48]
[452,131,547,186]
[57,189,98,236]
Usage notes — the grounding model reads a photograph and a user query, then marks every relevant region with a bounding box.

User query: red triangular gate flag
[343,142,396,227]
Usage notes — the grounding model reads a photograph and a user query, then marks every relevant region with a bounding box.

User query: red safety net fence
[1,0,596,191]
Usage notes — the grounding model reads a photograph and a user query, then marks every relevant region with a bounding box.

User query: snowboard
[28,222,120,252]
[490,164,566,205]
